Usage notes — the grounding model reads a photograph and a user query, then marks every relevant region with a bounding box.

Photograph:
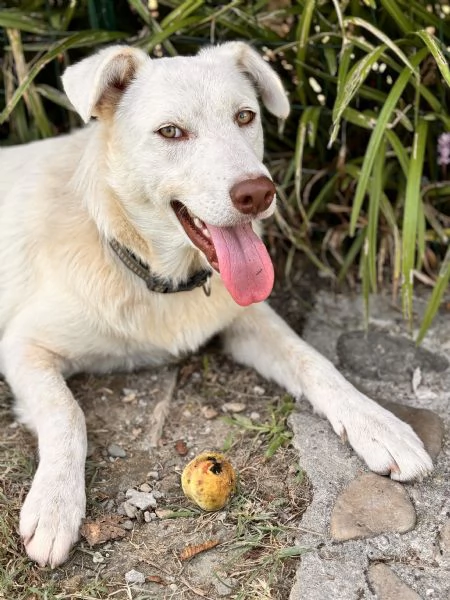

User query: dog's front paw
[329,392,433,482]
[20,465,86,567]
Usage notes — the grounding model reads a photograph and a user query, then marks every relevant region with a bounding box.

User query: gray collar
[109,239,212,295]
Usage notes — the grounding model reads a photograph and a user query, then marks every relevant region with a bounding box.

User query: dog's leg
[222,302,433,481]
[1,338,86,567]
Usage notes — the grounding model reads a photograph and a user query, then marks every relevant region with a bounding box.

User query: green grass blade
[350,47,428,235]
[385,129,409,177]
[0,9,52,34]
[367,137,385,292]
[330,44,387,145]
[160,0,205,29]
[380,192,402,297]
[0,30,127,125]
[296,0,316,106]
[414,30,450,88]
[294,106,321,221]
[338,229,365,284]
[416,246,450,344]
[329,39,353,145]
[344,16,417,78]
[401,117,428,324]
[35,84,75,111]
[379,0,415,34]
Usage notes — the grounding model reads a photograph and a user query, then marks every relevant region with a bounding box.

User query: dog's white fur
[0,43,432,568]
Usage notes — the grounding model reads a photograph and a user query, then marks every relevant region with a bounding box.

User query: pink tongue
[206,223,274,306]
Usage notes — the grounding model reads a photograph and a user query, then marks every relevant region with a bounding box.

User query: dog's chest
[66,277,241,374]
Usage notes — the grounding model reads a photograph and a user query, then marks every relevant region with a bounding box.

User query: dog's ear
[62,45,148,123]
[204,42,290,120]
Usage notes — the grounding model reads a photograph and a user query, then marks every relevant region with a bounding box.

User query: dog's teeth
[193,217,202,229]
[203,228,211,238]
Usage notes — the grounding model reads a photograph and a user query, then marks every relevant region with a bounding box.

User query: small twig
[148,368,178,447]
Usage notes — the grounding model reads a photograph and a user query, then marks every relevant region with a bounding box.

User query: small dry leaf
[80,515,127,546]
[179,539,219,561]
[174,439,188,456]
[146,575,166,585]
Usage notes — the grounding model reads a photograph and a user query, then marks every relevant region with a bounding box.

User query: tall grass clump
[1,0,449,341]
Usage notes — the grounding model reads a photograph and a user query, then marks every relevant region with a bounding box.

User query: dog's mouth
[172,201,274,307]
[172,201,219,271]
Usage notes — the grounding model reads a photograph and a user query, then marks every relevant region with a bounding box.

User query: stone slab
[289,291,450,600]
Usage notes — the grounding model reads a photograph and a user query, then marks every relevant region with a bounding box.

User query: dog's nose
[230,176,276,216]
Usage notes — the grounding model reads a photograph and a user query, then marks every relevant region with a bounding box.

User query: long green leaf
[401,117,428,324]
[330,44,387,145]
[296,0,316,106]
[367,137,385,292]
[416,246,450,344]
[344,16,417,79]
[350,48,428,235]
[0,30,127,125]
[379,0,415,34]
[414,30,450,88]
[0,9,52,34]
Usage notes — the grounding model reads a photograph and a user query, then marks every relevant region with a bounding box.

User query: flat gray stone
[336,331,448,381]
[125,488,157,510]
[440,520,450,564]
[125,569,145,584]
[330,473,416,541]
[381,401,445,460]
[107,443,127,458]
[368,563,421,599]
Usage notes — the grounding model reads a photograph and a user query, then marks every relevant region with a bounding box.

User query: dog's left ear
[204,42,290,120]
[62,45,148,123]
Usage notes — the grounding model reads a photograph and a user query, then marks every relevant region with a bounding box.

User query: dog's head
[62,43,289,306]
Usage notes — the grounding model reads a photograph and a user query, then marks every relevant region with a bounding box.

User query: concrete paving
[288,291,449,600]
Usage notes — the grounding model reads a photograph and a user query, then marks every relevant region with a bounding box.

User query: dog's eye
[158,125,183,139]
[236,110,255,126]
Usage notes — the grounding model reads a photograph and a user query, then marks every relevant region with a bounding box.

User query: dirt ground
[0,269,317,600]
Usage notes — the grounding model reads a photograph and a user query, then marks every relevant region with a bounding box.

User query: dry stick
[148,368,178,447]
[6,28,52,137]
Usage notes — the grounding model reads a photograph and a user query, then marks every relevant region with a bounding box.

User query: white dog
[0,43,432,568]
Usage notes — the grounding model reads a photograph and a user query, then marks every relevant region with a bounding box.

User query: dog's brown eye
[158,125,183,139]
[236,110,255,126]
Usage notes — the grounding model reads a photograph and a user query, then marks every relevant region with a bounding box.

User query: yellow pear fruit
[181,452,237,511]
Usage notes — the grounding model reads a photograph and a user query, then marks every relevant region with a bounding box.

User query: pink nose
[230,176,276,216]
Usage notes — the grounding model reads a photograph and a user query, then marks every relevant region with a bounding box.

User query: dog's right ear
[62,45,148,123]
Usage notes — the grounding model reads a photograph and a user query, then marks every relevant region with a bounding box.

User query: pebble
[253,385,265,396]
[125,569,145,584]
[368,563,421,599]
[107,443,127,458]
[139,483,151,493]
[147,470,159,480]
[122,520,134,531]
[330,473,416,541]
[174,439,188,456]
[144,511,153,522]
[223,401,246,413]
[202,406,219,419]
[126,488,157,510]
[123,501,138,519]
[214,576,237,596]
[250,412,260,421]
[92,551,104,564]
